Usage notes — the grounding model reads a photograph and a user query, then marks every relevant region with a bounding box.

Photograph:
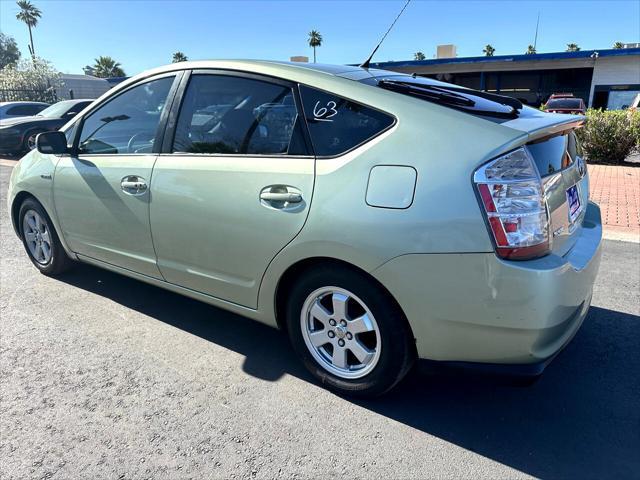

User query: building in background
[371,46,640,109]
[56,74,128,100]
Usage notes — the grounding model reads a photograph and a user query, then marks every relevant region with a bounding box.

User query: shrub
[576,109,640,164]
[0,56,61,102]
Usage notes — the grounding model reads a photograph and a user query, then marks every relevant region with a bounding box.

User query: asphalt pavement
[1,164,639,479]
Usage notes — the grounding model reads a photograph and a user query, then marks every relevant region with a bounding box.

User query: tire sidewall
[286,266,415,397]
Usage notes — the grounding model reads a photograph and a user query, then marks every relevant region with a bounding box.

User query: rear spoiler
[501,110,585,143]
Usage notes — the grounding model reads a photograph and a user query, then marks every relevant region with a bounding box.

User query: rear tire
[285,265,416,397]
[19,198,73,275]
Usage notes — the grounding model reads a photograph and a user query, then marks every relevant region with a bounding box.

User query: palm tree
[483,44,495,56]
[172,51,188,63]
[414,51,426,61]
[92,56,125,78]
[526,44,537,55]
[308,30,322,63]
[15,0,41,58]
[612,41,624,49]
[566,43,580,52]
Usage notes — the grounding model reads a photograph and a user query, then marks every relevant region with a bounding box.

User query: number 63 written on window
[313,100,338,122]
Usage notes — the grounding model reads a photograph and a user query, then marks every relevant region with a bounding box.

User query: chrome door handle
[121,176,148,195]
[259,186,304,210]
[259,192,302,203]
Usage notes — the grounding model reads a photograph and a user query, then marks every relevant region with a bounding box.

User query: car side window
[299,85,395,157]
[7,104,43,116]
[77,76,174,155]
[172,74,307,155]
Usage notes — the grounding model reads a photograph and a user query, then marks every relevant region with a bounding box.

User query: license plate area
[566,184,582,223]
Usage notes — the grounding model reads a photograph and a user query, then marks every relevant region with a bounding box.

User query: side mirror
[36,131,68,155]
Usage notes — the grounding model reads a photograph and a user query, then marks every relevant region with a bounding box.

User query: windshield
[546,99,582,109]
[362,74,521,119]
[37,101,75,118]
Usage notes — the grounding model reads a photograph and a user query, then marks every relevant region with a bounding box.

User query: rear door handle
[260,192,302,203]
[121,175,148,195]
[259,185,303,210]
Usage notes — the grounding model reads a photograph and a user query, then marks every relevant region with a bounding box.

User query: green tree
[414,51,426,60]
[612,41,624,49]
[526,44,537,55]
[92,56,125,78]
[483,44,495,56]
[566,43,580,52]
[0,32,21,69]
[172,51,188,63]
[308,30,323,63]
[15,0,42,58]
[0,56,61,102]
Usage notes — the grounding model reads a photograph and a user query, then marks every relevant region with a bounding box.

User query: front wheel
[19,198,72,275]
[286,266,416,397]
[24,129,46,152]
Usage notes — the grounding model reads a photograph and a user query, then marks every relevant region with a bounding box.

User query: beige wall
[589,56,640,105]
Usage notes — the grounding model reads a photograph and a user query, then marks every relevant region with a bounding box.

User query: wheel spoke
[41,229,51,243]
[331,293,349,320]
[349,313,375,335]
[332,345,347,369]
[25,231,36,242]
[41,242,51,262]
[309,301,331,326]
[35,244,44,261]
[27,215,37,231]
[308,330,329,348]
[348,340,375,365]
[34,214,42,231]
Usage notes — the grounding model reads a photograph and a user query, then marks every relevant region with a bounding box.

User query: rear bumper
[372,201,602,366]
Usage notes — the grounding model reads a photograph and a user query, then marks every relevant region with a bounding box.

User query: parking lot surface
[1,164,639,479]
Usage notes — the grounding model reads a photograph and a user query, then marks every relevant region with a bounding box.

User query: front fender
[8,151,75,258]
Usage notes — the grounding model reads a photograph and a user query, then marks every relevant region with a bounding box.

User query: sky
[1,0,639,76]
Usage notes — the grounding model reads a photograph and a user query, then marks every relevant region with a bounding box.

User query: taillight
[474,147,550,260]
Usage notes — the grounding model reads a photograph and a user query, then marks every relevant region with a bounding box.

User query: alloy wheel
[22,209,53,264]
[300,286,381,379]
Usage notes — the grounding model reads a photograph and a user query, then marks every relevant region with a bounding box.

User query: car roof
[118,59,401,87]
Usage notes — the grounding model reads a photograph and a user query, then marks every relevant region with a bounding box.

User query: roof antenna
[360,0,412,69]
[533,11,540,51]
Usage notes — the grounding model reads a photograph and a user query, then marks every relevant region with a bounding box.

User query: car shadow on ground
[57,263,640,480]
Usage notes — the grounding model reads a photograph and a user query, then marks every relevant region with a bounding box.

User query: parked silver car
[8,60,602,396]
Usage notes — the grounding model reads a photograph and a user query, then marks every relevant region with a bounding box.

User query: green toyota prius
[7,60,602,396]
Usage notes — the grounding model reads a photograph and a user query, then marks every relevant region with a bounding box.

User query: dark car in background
[0,99,92,155]
[544,94,586,114]
[0,101,50,120]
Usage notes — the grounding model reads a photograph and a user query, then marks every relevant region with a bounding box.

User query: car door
[53,74,179,278]
[150,71,315,307]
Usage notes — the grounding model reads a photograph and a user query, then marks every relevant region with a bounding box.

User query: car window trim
[70,71,182,157]
[160,68,315,158]
[296,83,398,159]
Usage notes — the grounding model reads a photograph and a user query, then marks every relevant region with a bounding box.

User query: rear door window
[172,74,308,156]
[298,85,394,157]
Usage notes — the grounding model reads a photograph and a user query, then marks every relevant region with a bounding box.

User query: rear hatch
[502,109,588,256]
[361,72,588,257]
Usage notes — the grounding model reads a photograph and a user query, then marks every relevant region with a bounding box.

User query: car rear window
[546,99,582,109]
[299,85,395,157]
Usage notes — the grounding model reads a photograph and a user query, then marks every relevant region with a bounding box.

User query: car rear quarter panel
[257,77,528,323]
